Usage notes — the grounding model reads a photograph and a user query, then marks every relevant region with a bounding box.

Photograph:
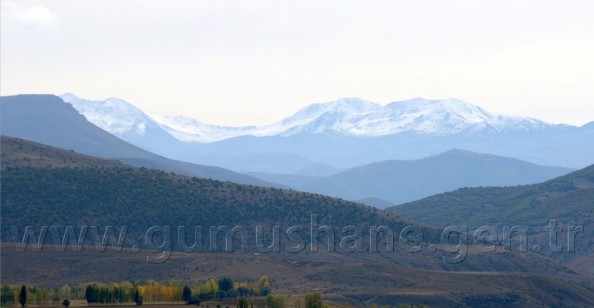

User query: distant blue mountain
[247,150,573,207]
[61,94,594,172]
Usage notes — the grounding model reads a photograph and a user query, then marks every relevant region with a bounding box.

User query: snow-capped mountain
[61,93,159,137]
[59,93,593,171]
[61,94,558,143]
[148,96,555,142]
[60,93,181,154]
[147,114,258,143]
[147,98,384,142]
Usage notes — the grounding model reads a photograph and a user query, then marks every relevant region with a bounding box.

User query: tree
[217,277,234,293]
[226,289,239,298]
[183,286,192,302]
[62,299,70,307]
[237,287,250,297]
[266,294,286,308]
[257,276,269,290]
[1,285,15,305]
[19,285,27,308]
[134,289,142,305]
[237,297,249,308]
[304,293,324,308]
[85,285,95,303]
[57,284,71,300]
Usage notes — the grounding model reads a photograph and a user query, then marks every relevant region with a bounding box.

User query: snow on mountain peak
[61,94,557,143]
[277,98,383,134]
[60,93,155,136]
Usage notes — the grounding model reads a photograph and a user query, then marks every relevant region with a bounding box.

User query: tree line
[0,276,271,306]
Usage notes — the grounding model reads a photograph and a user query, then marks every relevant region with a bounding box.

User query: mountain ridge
[58,93,594,171]
[61,94,564,143]
[249,149,574,206]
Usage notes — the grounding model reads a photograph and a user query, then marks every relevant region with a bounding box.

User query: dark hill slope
[387,163,594,267]
[0,136,428,249]
[387,163,594,227]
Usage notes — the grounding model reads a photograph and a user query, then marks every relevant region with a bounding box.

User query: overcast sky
[2,0,593,126]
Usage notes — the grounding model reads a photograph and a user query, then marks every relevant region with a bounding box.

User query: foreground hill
[0,136,425,247]
[254,150,572,206]
[0,95,278,187]
[387,163,594,267]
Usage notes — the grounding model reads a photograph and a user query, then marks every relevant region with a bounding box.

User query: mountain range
[60,94,594,172]
[3,94,590,210]
[62,94,557,142]
[3,94,577,208]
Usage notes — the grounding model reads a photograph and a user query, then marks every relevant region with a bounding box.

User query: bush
[226,289,239,298]
[237,287,250,297]
[188,296,201,305]
[260,287,271,296]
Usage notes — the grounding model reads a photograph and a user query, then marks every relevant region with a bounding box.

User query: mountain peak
[60,93,156,136]
[62,94,563,143]
[386,97,492,121]
[286,97,381,121]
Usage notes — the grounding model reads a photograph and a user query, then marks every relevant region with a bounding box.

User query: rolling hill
[251,150,573,206]
[386,163,594,267]
[387,163,594,227]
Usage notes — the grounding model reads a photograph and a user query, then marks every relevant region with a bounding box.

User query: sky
[1,0,593,126]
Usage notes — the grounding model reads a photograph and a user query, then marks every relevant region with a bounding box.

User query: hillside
[0,95,279,187]
[0,136,125,169]
[253,150,573,206]
[0,136,426,248]
[387,164,594,265]
[387,164,594,227]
